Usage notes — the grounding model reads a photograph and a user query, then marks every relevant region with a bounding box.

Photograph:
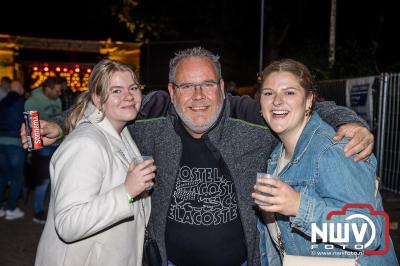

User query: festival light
[30,64,93,91]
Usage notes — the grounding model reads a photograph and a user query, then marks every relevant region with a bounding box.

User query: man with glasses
[131,47,372,266]
[24,47,373,265]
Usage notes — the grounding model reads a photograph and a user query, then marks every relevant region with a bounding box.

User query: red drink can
[23,111,43,151]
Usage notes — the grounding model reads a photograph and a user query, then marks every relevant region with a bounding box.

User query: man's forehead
[175,57,217,81]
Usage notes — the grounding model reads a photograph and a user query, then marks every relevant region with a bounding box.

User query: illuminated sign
[30,63,93,92]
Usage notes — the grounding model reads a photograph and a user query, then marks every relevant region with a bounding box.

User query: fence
[376,73,400,194]
[317,73,400,194]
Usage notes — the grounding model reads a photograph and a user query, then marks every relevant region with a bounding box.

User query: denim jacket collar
[268,112,322,173]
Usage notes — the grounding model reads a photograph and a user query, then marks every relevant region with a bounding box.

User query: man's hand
[333,123,374,162]
[20,120,62,149]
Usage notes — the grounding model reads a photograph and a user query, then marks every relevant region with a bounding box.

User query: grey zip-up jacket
[129,97,367,266]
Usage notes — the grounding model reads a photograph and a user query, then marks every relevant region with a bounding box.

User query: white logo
[311,213,376,250]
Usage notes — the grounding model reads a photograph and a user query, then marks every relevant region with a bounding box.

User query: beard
[173,97,224,136]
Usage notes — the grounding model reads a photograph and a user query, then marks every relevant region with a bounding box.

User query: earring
[305,107,312,117]
[95,109,103,122]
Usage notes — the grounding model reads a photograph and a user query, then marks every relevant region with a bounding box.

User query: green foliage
[111,0,170,43]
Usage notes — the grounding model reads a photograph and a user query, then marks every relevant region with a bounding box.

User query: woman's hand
[124,159,156,198]
[252,178,301,216]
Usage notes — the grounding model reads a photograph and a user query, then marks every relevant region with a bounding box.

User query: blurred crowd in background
[0,75,80,224]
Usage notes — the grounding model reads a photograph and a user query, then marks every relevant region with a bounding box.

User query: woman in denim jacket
[252,59,398,266]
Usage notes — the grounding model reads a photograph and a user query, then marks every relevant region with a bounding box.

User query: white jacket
[35,103,151,266]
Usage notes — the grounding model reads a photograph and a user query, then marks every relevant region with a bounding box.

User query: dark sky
[1,0,399,82]
[0,0,132,41]
[1,0,397,43]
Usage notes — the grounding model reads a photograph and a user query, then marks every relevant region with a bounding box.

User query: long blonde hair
[65,59,138,133]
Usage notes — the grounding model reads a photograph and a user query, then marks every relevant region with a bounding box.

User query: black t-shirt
[165,123,246,266]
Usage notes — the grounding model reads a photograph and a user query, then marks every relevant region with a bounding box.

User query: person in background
[0,80,26,220]
[0,76,12,101]
[60,77,78,111]
[25,77,62,224]
[252,59,398,266]
[35,59,154,266]
[226,80,239,96]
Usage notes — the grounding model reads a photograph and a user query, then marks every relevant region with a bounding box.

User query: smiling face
[100,71,141,132]
[168,57,225,138]
[260,71,313,140]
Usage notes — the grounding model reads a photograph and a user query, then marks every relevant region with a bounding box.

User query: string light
[30,63,92,91]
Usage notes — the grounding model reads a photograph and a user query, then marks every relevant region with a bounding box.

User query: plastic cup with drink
[132,155,155,191]
[254,172,278,206]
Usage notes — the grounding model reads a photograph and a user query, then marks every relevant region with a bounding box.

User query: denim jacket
[259,113,398,266]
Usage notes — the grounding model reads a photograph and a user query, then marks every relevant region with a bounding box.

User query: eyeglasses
[172,80,220,92]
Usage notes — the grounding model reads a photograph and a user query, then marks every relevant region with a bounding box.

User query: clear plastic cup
[132,155,153,165]
[132,155,154,190]
[254,172,278,206]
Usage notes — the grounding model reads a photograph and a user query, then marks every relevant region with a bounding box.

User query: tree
[111,0,396,84]
[111,0,171,43]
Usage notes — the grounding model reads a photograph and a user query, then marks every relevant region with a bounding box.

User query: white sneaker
[5,208,25,220]
[0,208,5,218]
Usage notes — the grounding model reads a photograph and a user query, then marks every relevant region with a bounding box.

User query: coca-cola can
[23,111,43,151]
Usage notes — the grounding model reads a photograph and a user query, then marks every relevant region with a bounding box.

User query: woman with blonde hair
[35,59,155,266]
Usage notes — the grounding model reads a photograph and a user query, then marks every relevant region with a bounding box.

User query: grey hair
[168,47,222,83]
